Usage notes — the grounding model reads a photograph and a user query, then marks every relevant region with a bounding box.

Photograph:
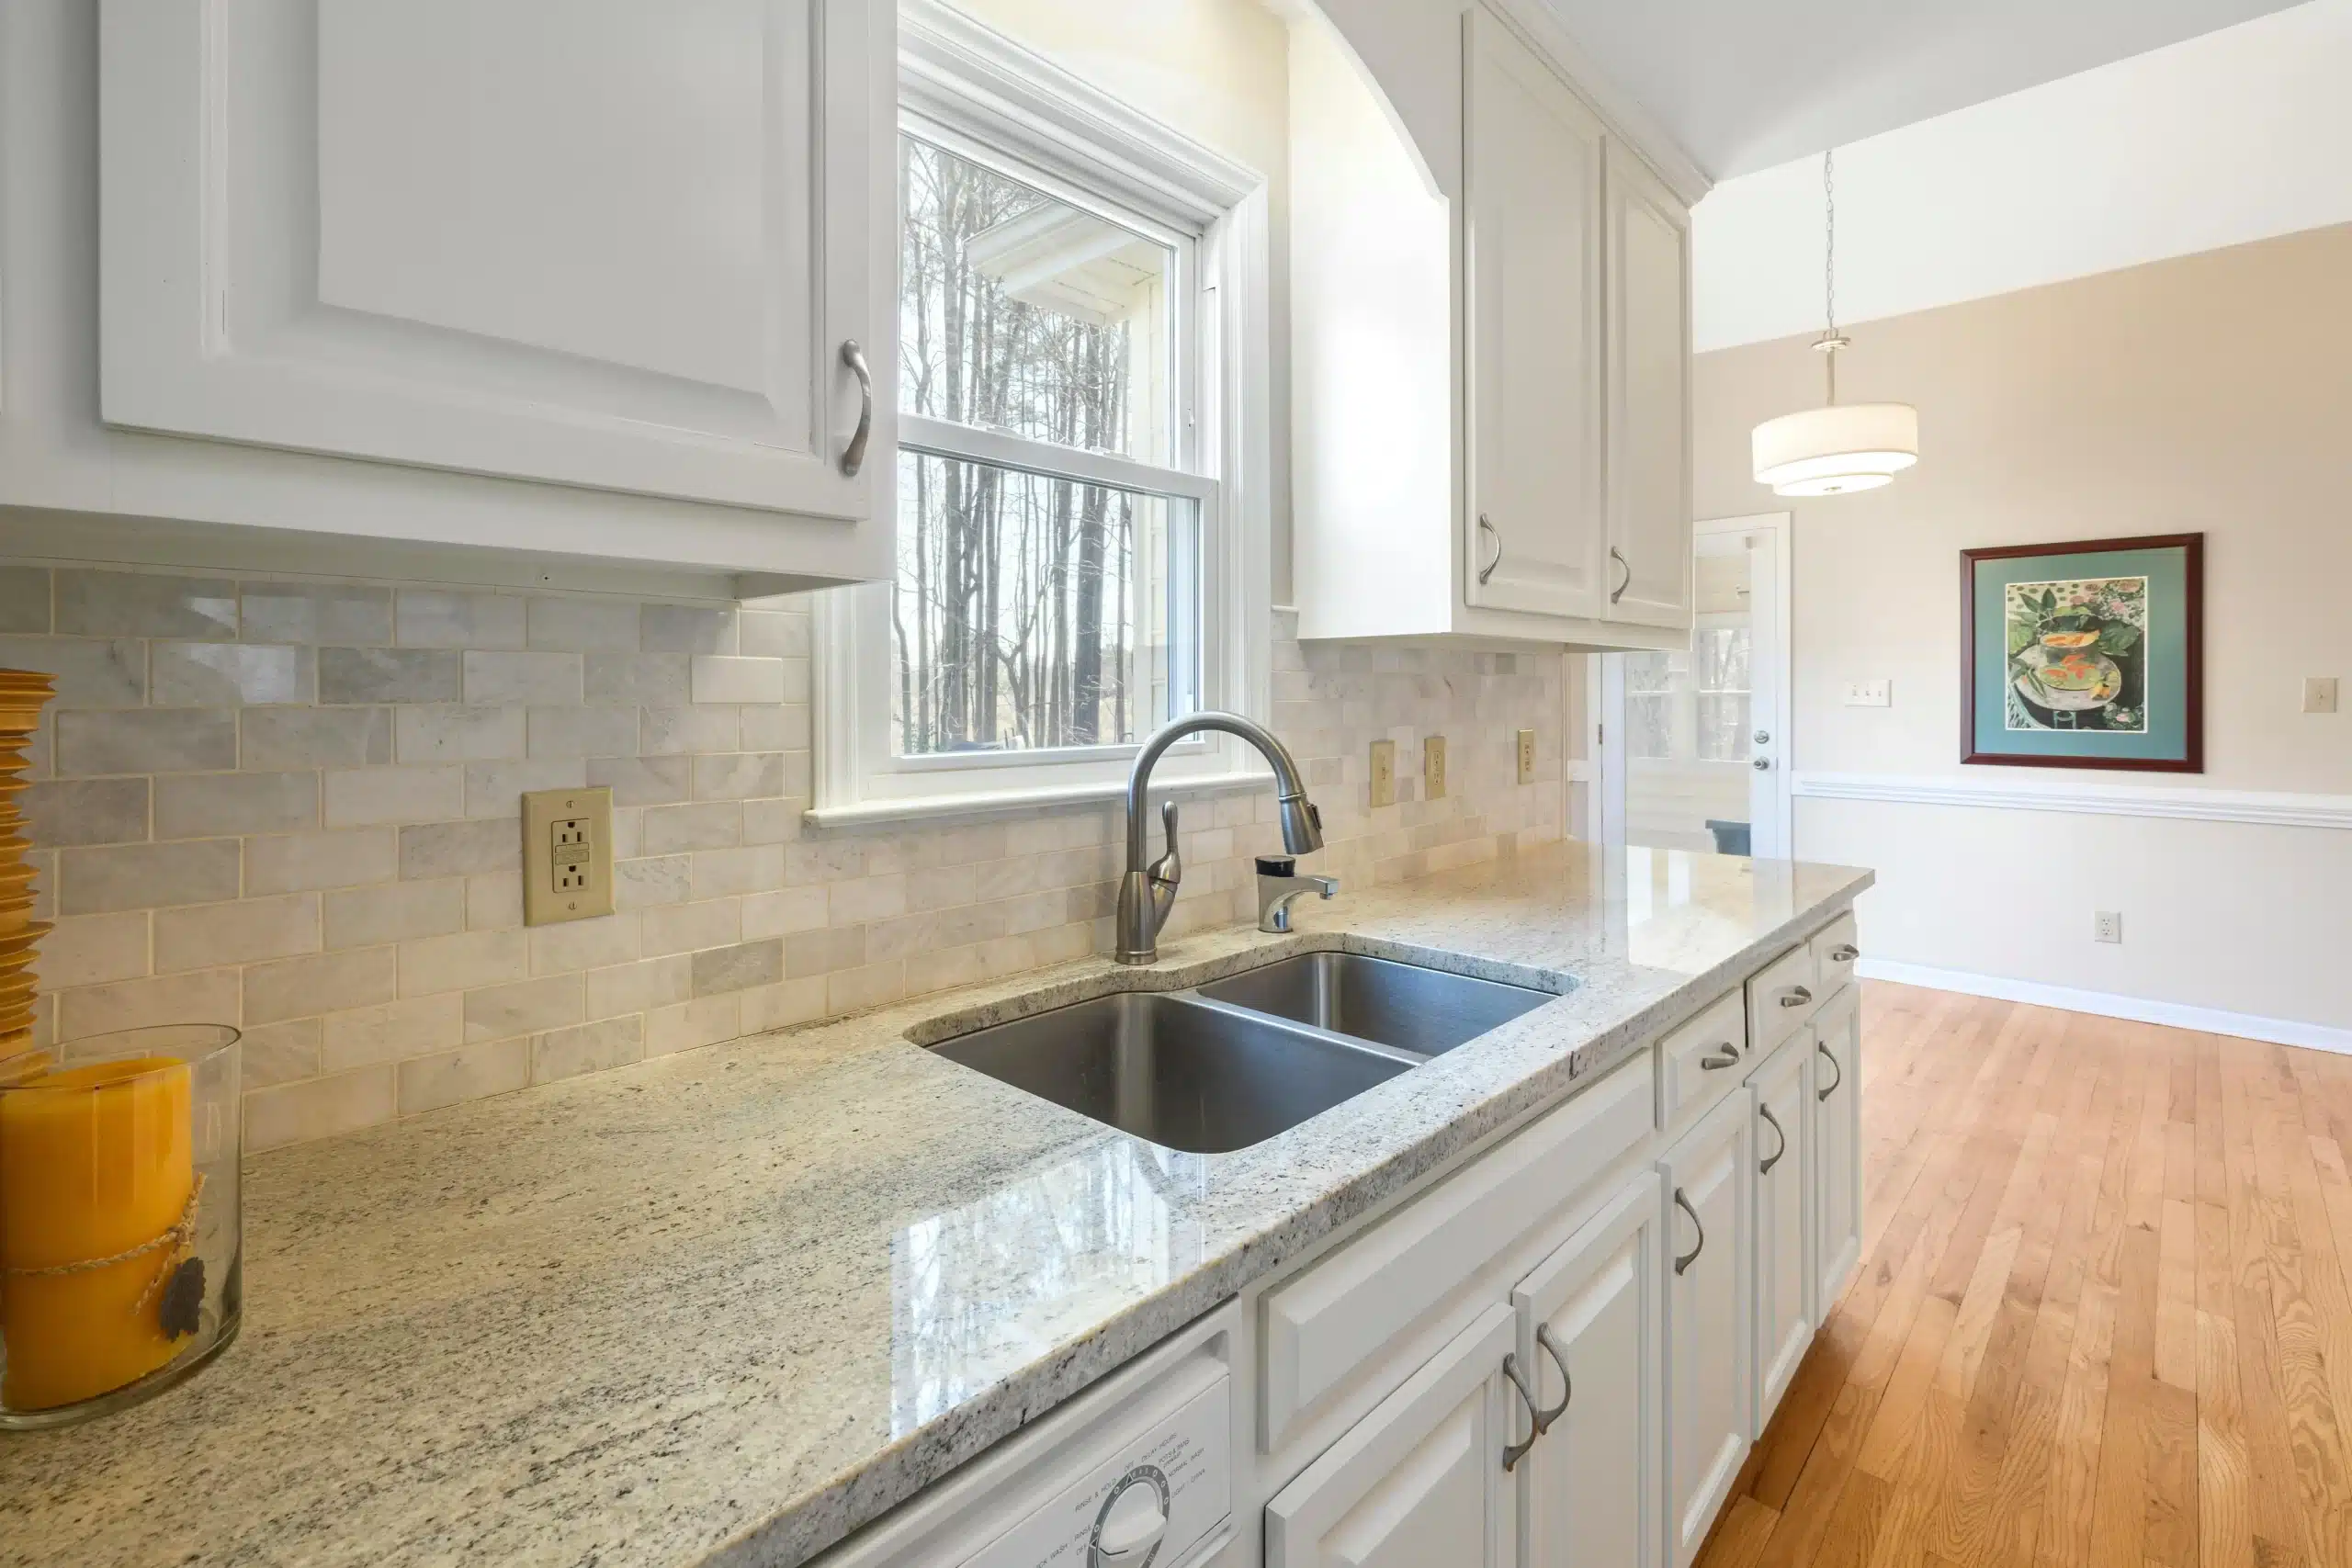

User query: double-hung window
[812,3,1272,823]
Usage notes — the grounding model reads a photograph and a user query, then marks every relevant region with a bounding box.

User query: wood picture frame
[1961,533,2204,773]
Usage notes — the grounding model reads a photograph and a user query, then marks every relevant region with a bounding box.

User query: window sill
[802,768,1275,832]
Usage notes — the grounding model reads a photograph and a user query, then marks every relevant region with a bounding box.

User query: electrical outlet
[523,786,614,927]
[1515,728,1537,784]
[1423,735,1447,800]
[2304,676,2339,715]
[1844,680,1893,707]
[1368,739,1397,808]
[2095,910,2123,945]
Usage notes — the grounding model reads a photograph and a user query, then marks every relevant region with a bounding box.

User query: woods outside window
[813,4,1272,823]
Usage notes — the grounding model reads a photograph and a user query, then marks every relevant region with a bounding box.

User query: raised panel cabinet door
[1748,1039,1812,1433]
[1660,1088,1751,1568]
[1462,5,1606,622]
[99,0,886,520]
[1514,1173,1664,1568]
[1811,985,1864,1317]
[1602,141,1692,629]
[1266,1303,1518,1568]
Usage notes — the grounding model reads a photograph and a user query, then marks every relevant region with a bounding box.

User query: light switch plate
[523,786,615,927]
[1368,739,1397,808]
[1844,680,1893,708]
[1515,728,1537,785]
[1423,735,1447,800]
[2304,676,2339,715]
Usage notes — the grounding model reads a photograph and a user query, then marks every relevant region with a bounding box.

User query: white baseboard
[1855,957,2352,1056]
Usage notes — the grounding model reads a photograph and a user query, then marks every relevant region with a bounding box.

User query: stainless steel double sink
[927,953,1555,1154]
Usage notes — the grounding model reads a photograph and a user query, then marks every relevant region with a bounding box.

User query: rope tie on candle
[0,1172,205,1316]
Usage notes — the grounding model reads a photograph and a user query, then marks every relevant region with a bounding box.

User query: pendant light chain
[1817,148,1846,406]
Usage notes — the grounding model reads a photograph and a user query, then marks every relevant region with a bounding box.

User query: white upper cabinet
[1290,1,1700,651]
[1603,141,1696,629]
[0,0,893,584]
[101,0,876,516]
[1464,7,1606,623]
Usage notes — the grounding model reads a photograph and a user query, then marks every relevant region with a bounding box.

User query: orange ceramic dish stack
[0,667,54,1069]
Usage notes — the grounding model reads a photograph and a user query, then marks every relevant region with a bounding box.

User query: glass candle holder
[0,1024,242,1429]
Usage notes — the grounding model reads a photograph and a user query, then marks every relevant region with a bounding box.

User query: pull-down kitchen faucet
[1115,712,1327,964]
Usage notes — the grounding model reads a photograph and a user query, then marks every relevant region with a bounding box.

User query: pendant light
[1751,150,1919,497]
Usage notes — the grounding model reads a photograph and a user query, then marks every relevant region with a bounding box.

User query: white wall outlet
[1843,679,1893,708]
[1515,728,1537,785]
[2094,910,2123,945]
[2304,676,2339,715]
[523,786,615,926]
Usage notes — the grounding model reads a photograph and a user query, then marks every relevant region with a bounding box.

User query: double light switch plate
[523,786,615,926]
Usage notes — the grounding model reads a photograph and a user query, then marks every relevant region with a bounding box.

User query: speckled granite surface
[2,843,1870,1568]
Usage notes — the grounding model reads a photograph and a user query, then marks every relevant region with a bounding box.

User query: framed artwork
[1962,533,2203,772]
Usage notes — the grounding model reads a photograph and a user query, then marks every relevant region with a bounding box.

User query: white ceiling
[1537,0,2309,177]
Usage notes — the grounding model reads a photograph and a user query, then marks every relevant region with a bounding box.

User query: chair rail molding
[1791,771,2352,832]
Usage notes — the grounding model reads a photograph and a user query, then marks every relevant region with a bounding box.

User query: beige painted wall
[947,0,1297,600]
[1694,223,2352,1034]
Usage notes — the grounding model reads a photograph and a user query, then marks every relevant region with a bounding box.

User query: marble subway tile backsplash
[9,565,1566,1150]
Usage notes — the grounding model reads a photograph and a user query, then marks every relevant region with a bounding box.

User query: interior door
[99,0,882,518]
[1811,985,1864,1316]
[1660,1089,1751,1568]
[1603,140,1692,629]
[1462,6,1606,621]
[1266,1303,1517,1568]
[1748,1039,1812,1432]
[1607,517,1789,858]
[1515,1174,1663,1568]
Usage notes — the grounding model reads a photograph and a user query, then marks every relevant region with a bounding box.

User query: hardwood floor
[1696,980,2352,1568]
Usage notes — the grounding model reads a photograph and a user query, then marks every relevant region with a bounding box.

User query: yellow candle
[0,1057,194,1411]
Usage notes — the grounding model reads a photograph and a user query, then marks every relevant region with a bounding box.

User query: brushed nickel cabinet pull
[1673,1187,1705,1275]
[839,340,874,478]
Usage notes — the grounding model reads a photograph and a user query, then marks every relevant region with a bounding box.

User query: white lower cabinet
[1747,1041,1812,1434]
[1513,1173,1664,1568]
[1660,1087,1751,1568]
[1811,985,1864,1317]
[1265,1303,1519,1568]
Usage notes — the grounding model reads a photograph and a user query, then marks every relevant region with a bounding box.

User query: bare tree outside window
[894,136,1193,757]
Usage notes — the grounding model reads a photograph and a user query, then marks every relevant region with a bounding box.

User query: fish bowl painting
[1963,535,2202,772]
[2004,576,2147,733]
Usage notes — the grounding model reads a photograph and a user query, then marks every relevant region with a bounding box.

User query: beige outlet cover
[1423,735,1447,799]
[1369,739,1397,808]
[523,786,615,927]
[1515,728,1536,784]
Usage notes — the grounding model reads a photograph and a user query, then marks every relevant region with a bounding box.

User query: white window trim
[808,0,1273,829]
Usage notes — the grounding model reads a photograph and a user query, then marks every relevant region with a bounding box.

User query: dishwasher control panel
[961,1371,1229,1568]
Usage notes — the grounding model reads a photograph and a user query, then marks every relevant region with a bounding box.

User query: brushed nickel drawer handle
[1830,943,1860,963]
[1817,1038,1843,1102]
[1698,1043,1740,1071]
[1759,1103,1788,1175]
[1532,1324,1573,1435]
[1673,1187,1704,1275]
[1780,985,1814,1009]
[1502,1350,1542,1471]
[1610,547,1631,604]
[1478,513,1503,584]
[839,340,875,478]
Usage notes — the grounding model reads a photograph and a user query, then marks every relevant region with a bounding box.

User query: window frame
[810,0,1273,826]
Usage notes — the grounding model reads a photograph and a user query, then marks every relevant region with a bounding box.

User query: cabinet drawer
[1746,946,1818,1057]
[1259,1053,1654,1451]
[1809,913,1860,997]
[1657,989,1747,1130]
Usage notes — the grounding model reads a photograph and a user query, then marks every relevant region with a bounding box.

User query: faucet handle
[1148,800,1182,890]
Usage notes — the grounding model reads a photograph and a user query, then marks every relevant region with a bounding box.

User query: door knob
[1753,729,1771,745]
[1752,757,1771,772]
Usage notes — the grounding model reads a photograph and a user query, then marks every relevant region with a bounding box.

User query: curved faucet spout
[1116,712,1324,964]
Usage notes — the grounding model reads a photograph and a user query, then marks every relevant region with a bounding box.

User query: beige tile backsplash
[8,564,1566,1151]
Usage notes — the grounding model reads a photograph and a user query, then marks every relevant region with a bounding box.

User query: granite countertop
[2,842,1871,1568]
